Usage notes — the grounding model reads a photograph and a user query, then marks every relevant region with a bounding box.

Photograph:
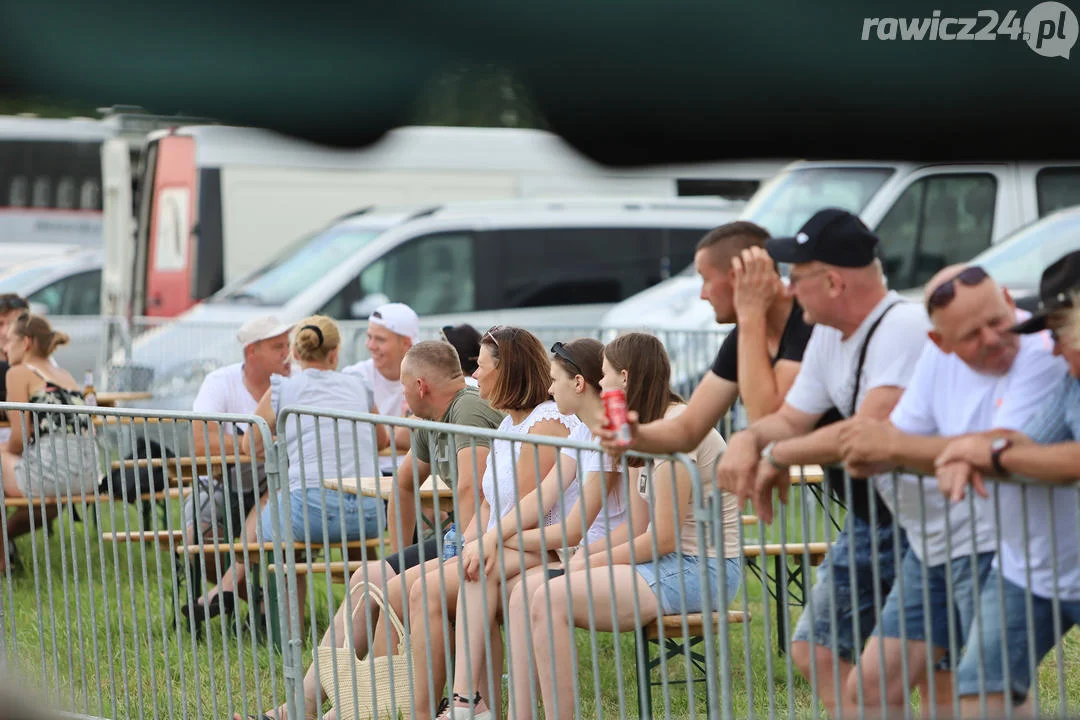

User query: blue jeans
[258,488,384,544]
[634,553,742,615]
[956,569,1080,702]
[878,549,995,668]
[792,515,907,663]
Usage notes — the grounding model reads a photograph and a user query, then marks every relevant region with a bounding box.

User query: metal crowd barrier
[96,317,730,412]
[1,401,1077,720]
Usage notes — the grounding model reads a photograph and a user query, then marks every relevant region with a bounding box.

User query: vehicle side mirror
[349,293,390,319]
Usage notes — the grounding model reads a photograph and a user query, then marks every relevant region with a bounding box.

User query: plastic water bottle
[442,523,460,560]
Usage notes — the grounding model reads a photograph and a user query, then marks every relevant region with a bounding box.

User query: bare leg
[409,562,462,718]
[531,565,660,720]
[506,567,553,720]
[916,669,952,720]
[791,641,855,719]
[845,637,940,718]
[960,693,1008,719]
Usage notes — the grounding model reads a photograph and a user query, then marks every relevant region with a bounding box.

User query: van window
[875,174,997,290]
[1036,167,1080,217]
[28,270,102,316]
[481,227,695,309]
[320,232,477,319]
[743,167,894,237]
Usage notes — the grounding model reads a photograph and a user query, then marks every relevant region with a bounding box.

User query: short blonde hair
[293,315,340,362]
[404,340,464,383]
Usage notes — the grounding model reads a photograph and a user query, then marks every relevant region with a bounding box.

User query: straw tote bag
[317,582,413,720]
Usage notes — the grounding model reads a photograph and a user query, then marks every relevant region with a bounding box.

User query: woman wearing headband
[183,315,390,625]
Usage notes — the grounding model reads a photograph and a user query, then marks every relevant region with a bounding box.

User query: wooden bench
[176,538,381,561]
[636,610,751,716]
[266,559,364,583]
[3,487,192,509]
[102,529,185,548]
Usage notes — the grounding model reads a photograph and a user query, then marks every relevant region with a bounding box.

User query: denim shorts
[258,488,384,544]
[792,515,907,664]
[634,553,742,615]
[878,549,995,666]
[956,569,1080,702]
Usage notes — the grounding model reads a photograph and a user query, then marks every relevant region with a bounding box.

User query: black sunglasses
[926,266,989,314]
[551,341,585,377]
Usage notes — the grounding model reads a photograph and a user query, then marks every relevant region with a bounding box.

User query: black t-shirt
[710,301,814,382]
[709,302,892,527]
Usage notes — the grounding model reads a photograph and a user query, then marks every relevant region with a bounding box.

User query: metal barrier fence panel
[97,318,730,415]
[0,402,285,720]
[2,400,1077,720]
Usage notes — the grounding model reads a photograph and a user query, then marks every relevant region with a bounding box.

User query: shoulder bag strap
[849,301,905,417]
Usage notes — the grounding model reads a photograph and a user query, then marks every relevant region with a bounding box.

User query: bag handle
[343,580,409,656]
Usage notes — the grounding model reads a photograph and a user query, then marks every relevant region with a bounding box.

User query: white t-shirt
[889,312,1067,565]
[559,423,624,546]
[192,363,261,439]
[785,292,931,533]
[998,343,1079,600]
[343,359,407,474]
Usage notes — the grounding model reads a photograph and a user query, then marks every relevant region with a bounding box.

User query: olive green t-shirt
[412,385,506,483]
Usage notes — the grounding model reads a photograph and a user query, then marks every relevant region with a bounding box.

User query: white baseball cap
[369,302,420,343]
[237,316,294,348]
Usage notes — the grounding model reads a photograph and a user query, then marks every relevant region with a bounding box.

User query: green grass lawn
[2,493,1079,720]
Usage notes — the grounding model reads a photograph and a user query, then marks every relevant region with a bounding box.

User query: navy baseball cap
[1011,249,1080,335]
[765,208,879,268]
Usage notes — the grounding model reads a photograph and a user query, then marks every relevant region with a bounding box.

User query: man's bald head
[926,264,1019,376]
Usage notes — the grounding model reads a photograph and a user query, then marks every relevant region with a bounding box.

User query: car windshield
[212,226,385,306]
[742,166,895,236]
[0,264,59,294]
[972,210,1080,289]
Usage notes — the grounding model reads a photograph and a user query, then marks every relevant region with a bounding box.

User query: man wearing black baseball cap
[717,208,933,714]
[935,250,1080,717]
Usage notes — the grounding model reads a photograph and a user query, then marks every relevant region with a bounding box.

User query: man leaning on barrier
[715,209,929,717]
[599,220,811,466]
[836,264,1065,715]
[935,250,1080,717]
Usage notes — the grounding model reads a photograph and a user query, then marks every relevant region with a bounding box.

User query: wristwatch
[989,437,1013,476]
[761,441,787,470]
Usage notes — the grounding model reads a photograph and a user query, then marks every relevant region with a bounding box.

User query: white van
[111,124,789,320]
[603,159,1080,333]
[108,197,744,409]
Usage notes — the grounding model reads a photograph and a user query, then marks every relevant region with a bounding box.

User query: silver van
[108,197,744,409]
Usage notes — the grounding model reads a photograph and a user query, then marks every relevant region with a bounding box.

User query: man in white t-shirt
[716,208,930,716]
[934,251,1080,716]
[343,302,419,475]
[833,265,1066,713]
[184,316,292,562]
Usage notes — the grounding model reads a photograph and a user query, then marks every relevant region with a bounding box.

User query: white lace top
[482,400,580,533]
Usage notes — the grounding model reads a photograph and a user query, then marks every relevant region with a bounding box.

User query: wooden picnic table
[324,475,455,514]
[109,454,252,482]
[96,391,153,408]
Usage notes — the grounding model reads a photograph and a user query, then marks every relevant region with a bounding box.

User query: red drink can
[602,388,631,446]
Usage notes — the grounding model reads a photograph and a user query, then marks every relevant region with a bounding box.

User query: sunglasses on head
[551,341,584,377]
[926,266,989,314]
